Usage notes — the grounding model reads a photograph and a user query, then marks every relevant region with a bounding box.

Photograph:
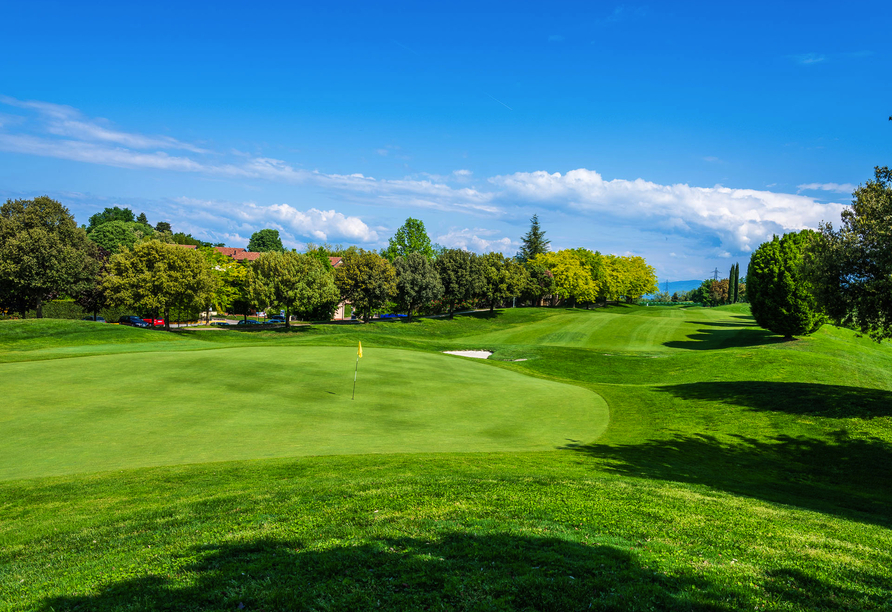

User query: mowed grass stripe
[0,346,608,480]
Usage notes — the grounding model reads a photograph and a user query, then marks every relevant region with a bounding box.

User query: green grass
[1,306,891,611]
[0,346,606,480]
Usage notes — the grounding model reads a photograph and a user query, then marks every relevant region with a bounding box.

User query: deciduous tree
[102,240,218,331]
[435,249,480,318]
[87,220,154,253]
[247,228,285,253]
[807,167,892,341]
[393,251,442,320]
[0,197,96,317]
[334,249,396,322]
[478,252,525,312]
[87,206,135,230]
[250,251,338,327]
[383,218,436,261]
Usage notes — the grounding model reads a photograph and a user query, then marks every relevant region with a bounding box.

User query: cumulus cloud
[797,182,856,194]
[171,197,378,244]
[436,228,516,254]
[489,169,844,253]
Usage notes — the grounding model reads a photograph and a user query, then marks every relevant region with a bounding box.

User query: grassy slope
[1,308,891,611]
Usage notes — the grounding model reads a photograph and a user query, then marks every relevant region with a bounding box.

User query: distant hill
[644,279,704,299]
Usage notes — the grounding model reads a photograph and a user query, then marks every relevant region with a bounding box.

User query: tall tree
[748,231,824,340]
[154,221,172,233]
[87,206,135,230]
[435,249,480,318]
[478,252,525,312]
[393,251,443,320]
[102,240,218,331]
[532,251,598,307]
[136,212,150,226]
[0,197,96,317]
[383,218,436,261]
[72,245,111,319]
[807,167,892,341]
[250,251,338,327]
[333,249,396,322]
[520,262,555,306]
[247,228,285,253]
[517,214,550,262]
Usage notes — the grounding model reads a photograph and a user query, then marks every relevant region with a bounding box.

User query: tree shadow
[686,321,755,328]
[562,431,892,527]
[37,532,886,611]
[657,381,892,419]
[664,328,789,350]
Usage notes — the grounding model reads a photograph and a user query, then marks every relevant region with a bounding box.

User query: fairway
[0,345,607,480]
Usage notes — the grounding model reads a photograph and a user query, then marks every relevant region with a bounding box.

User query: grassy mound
[2,306,891,610]
[0,346,607,480]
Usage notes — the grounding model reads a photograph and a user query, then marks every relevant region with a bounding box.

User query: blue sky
[1,1,889,281]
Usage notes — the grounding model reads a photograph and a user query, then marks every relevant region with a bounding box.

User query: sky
[1,1,889,281]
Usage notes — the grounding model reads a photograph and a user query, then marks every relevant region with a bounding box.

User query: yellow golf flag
[357,341,363,358]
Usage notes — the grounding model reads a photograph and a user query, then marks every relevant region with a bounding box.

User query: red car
[142,317,165,327]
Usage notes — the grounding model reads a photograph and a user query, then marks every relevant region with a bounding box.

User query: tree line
[0,202,659,327]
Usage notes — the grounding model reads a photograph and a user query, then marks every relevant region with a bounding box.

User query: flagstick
[352,353,359,400]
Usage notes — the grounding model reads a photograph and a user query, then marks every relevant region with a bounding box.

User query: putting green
[0,346,607,480]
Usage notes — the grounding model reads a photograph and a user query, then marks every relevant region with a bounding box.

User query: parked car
[237,319,261,325]
[82,315,106,323]
[118,316,150,328]
[380,313,408,319]
[142,317,165,327]
[267,315,286,324]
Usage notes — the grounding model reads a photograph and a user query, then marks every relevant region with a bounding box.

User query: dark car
[267,315,286,324]
[237,319,261,325]
[118,316,151,328]
[82,315,106,323]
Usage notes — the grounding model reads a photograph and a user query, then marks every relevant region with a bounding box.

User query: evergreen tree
[517,214,550,262]
[155,221,172,233]
[733,263,740,303]
[136,212,150,226]
[748,231,824,340]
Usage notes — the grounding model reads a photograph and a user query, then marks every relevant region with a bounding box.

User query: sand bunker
[443,350,492,359]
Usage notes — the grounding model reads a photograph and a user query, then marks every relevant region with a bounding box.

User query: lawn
[1,305,891,611]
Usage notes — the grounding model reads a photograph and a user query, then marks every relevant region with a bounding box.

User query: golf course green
[0,346,607,480]
[2,305,891,611]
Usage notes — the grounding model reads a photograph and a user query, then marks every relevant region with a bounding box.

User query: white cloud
[790,53,826,65]
[436,228,516,254]
[171,197,378,244]
[489,168,844,253]
[797,182,856,194]
[0,95,207,152]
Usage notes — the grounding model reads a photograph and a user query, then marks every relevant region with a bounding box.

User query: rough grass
[1,305,891,611]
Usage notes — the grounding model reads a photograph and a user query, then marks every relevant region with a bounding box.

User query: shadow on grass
[664,327,789,350]
[658,381,892,419]
[38,532,884,611]
[687,321,755,328]
[563,431,892,526]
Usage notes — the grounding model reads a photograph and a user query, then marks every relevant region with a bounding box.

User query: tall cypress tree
[728,265,735,304]
[517,214,550,262]
[735,263,741,303]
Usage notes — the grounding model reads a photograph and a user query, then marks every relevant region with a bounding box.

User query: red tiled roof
[233,251,263,261]
[214,246,246,257]
[329,256,343,267]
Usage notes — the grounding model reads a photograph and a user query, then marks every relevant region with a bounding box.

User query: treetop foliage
[807,166,892,341]
[517,214,550,262]
[383,218,436,261]
[334,249,396,322]
[247,228,285,253]
[88,206,135,231]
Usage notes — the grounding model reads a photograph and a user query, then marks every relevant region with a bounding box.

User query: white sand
[443,350,492,359]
